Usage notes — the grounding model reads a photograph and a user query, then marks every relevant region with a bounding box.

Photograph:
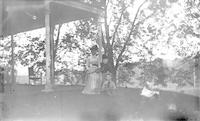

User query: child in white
[141,81,159,98]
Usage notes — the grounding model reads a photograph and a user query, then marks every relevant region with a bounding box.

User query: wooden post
[194,53,200,89]
[51,26,55,85]
[97,17,103,66]
[0,0,3,38]
[43,1,53,92]
[11,35,15,85]
[0,2,5,119]
[0,2,3,119]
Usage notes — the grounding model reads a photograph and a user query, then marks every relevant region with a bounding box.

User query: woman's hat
[90,45,98,51]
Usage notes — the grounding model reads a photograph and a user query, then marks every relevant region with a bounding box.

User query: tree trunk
[194,53,200,111]
[11,35,16,85]
[111,69,117,86]
[106,44,118,85]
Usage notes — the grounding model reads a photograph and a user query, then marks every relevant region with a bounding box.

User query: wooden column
[43,1,53,92]
[194,53,200,89]
[51,26,55,85]
[0,1,5,119]
[11,35,15,85]
[0,2,3,119]
[0,0,2,38]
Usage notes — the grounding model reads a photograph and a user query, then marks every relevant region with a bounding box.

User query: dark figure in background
[100,54,112,73]
[100,54,116,95]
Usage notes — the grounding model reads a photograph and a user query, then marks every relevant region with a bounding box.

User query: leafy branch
[115,0,147,69]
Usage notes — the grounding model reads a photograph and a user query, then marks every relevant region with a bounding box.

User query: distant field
[15,75,199,97]
[16,76,29,84]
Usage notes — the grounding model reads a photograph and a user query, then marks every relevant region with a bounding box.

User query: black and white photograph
[0,0,200,121]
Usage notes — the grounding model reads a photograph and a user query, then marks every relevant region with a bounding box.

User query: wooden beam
[53,0,104,15]
[4,0,103,37]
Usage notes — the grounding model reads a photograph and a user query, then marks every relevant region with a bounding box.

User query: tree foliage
[13,0,200,86]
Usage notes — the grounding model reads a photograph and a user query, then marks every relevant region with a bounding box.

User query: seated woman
[82,45,101,94]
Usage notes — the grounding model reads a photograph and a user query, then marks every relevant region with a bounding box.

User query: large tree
[74,0,181,84]
[184,0,200,88]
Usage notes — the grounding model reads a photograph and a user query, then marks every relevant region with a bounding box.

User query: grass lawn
[1,84,200,121]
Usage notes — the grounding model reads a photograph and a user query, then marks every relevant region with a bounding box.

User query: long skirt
[82,72,101,94]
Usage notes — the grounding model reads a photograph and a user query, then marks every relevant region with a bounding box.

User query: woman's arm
[98,54,102,68]
[86,57,90,70]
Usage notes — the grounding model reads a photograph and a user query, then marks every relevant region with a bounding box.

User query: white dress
[82,55,101,94]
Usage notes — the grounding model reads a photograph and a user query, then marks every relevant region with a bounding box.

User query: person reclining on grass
[141,81,159,98]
